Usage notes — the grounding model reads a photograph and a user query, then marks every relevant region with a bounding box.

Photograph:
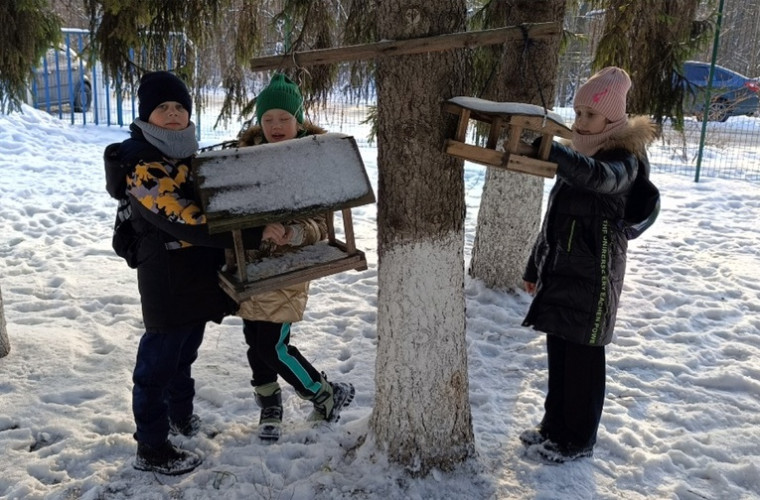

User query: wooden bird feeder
[193,133,376,302]
[443,96,572,178]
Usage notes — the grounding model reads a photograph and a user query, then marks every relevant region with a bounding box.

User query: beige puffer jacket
[235,122,329,323]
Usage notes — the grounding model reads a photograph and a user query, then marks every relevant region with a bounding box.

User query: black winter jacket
[104,125,263,329]
[522,116,657,346]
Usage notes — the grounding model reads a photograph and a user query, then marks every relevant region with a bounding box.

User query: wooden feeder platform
[193,133,375,302]
[443,96,572,178]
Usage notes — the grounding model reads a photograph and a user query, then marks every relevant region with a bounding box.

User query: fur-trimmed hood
[237,121,327,147]
[601,115,658,157]
[559,115,658,157]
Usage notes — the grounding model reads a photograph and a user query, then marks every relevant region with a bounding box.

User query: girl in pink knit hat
[518,66,659,463]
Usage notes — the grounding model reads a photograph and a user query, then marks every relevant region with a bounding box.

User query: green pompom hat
[255,73,304,124]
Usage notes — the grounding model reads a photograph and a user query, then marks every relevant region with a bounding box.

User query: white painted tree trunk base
[470,168,543,290]
[373,234,473,471]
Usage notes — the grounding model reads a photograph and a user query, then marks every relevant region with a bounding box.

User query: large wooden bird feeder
[443,96,572,178]
[193,133,376,302]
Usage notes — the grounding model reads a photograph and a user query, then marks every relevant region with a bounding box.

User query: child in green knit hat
[236,73,355,442]
[255,73,305,125]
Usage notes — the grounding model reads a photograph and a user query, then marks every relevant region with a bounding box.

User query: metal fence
[660,0,760,183]
[30,28,760,182]
[29,28,198,131]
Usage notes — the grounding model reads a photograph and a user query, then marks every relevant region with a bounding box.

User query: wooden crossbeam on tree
[248,22,561,72]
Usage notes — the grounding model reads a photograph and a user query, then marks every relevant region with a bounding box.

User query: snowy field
[1,105,759,499]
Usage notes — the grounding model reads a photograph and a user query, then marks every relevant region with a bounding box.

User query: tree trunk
[470,167,543,290]
[469,0,567,291]
[371,1,473,475]
[0,284,10,358]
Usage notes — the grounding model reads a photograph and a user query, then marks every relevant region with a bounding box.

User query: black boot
[255,382,283,441]
[134,440,202,475]
[169,414,201,437]
[535,440,594,463]
[518,426,548,447]
[307,373,355,423]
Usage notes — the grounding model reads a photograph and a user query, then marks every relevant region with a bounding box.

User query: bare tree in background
[694,0,760,77]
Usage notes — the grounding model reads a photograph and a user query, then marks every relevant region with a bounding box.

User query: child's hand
[514,142,537,156]
[288,224,304,246]
[262,223,292,246]
[524,281,536,295]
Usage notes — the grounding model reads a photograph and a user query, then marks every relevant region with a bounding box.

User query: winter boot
[254,382,283,442]
[535,440,594,463]
[134,440,202,475]
[169,414,202,437]
[307,373,355,423]
[518,427,548,447]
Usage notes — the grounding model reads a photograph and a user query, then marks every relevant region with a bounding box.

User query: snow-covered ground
[1,105,759,499]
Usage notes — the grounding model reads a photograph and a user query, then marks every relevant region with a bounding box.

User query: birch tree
[371,0,474,474]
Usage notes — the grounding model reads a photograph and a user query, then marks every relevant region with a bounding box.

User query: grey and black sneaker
[169,414,201,437]
[134,440,202,475]
[308,374,355,423]
[255,391,283,442]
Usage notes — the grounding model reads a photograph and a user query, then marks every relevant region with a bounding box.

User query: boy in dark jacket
[104,71,285,475]
[518,67,657,463]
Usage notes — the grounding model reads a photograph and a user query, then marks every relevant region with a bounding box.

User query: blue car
[681,61,759,121]
[29,48,92,113]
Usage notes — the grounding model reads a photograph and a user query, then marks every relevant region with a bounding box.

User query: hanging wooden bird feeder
[443,96,572,178]
[193,133,376,302]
